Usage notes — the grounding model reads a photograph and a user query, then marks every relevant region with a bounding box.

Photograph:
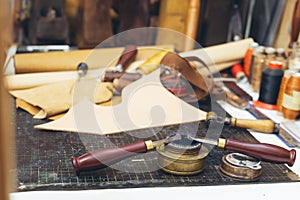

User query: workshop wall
[7,0,299,49]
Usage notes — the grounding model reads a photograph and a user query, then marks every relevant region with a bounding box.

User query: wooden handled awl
[102,45,138,82]
[72,134,180,175]
[206,112,279,134]
[189,136,296,167]
[114,45,138,72]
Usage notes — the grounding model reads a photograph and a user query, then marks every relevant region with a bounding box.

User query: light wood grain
[0,0,15,199]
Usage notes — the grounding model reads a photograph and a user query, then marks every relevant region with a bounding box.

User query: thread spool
[244,42,259,77]
[231,63,247,83]
[254,61,284,110]
[276,70,294,114]
[282,72,300,120]
[250,46,265,92]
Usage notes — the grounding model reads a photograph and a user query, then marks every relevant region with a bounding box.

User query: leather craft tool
[223,86,265,119]
[102,45,138,82]
[206,112,279,134]
[72,133,181,175]
[223,80,253,102]
[72,132,296,176]
[188,135,296,167]
[224,87,300,148]
[77,62,88,78]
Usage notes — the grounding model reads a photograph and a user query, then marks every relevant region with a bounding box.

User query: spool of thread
[276,70,294,114]
[282,72,300,120]
[231,63,247,83]
[254,61,284,110]
[250,46,265,92]
[244,42,258,77]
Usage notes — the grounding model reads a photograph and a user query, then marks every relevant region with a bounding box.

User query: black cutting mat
[14,104,299,191]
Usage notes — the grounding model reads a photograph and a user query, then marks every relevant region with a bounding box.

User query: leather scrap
[160,52,213,101]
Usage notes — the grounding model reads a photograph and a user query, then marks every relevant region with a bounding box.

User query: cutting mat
[14,101,299,191]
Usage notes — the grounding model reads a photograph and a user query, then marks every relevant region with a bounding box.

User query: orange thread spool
[276,70,294,114]
[282,73,300,120]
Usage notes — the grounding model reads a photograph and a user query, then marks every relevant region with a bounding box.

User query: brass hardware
[144,140,154,151]
[219,153,262,181]
[157,140,208,175]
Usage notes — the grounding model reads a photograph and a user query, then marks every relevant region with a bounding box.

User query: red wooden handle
[72,141,147,175]
[117,45,138,71]
[224,138,296,166]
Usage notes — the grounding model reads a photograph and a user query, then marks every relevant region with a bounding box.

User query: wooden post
[0,0,15,199]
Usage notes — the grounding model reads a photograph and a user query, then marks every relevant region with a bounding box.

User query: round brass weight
[219,153,262,181]
[156,143,209,175]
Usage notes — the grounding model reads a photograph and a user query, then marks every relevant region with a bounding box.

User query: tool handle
[103,71,142,82]
[223,138,296,166]
[72,141,147,175]
[290,0,300,47]
[230,118,276,133]
[117,45,138,71]
[225,90,248,109]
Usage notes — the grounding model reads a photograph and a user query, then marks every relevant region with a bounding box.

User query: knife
[188,135,296,167]
[225,88,300,147]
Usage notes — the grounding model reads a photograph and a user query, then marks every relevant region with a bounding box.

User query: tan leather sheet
[35,69,207,135]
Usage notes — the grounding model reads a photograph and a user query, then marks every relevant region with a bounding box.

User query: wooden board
[0,0,15,199]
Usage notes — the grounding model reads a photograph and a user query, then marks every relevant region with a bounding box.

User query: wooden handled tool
[189,136,296,167]
[72,134,180,175]
[227,117,277,133]
[102,45,138,82]
[114,45,138,72]
[72,140,151,175]
[72,133,296,175]
[206,112,279,134]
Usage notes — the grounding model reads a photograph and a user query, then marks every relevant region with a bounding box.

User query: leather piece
[10,80,113,119]
[160,52,212,100]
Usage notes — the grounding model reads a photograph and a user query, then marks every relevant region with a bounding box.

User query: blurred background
[1,0,299,57]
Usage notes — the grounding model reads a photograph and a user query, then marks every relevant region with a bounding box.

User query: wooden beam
[0,0,15,199]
